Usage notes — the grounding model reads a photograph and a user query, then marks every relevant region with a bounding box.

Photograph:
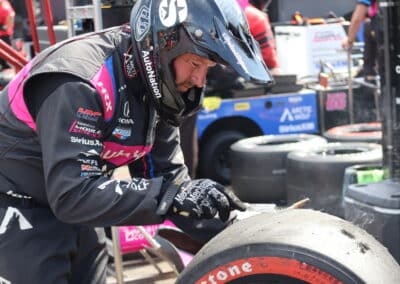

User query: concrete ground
[106,257,177,284]
[107,167,177,284]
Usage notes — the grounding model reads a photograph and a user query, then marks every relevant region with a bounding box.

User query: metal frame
[109,226,180,284]
[65,0,103,38]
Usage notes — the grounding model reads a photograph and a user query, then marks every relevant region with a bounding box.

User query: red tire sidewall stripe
[340,131,381,137]
[328,123,381,137]
[195,256,343,284]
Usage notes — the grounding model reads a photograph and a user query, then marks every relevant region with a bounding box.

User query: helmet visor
[182,1,273,86]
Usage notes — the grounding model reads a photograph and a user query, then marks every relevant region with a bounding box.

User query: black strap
[156,182,181,215]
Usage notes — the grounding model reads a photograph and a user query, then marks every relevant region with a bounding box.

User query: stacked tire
[286,142,382,217]
[323,122,382,143]
[230,134,327,204]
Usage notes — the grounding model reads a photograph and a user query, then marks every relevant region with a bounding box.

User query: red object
[25,0,40,54]
[0,39,28,65]
[245,4,279,69]
[291,11,305,25]
[319,72,329,88]
[41,0,56,46]
[0,39,27,72]
[0,48,24,71]
[0,0,15,37]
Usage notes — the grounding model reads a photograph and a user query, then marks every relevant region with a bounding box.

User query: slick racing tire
[323,122,382,143]
[230,134,327,204]
[176,209,400,284]
[286,142,382,217]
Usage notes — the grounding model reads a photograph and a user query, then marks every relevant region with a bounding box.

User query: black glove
[169,179,246,222]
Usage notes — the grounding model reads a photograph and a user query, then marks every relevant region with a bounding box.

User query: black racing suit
[0,26,189,283]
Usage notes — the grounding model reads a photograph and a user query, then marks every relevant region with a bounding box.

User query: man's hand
[342,36,354,50]
[170,179,246,222]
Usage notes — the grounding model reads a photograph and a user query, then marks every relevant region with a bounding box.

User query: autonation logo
[142,50,162,99]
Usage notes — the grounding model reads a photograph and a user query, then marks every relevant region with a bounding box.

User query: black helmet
[130,0,273,126]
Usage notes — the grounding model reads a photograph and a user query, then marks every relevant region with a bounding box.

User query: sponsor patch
[159,29,179,49]
[76,107,101,122]
[98,180,123,195]
[112,127,132,140]
[78,158,99,166]
[70,136,103,147]
[0,207,33,235]
[124,51,137,78]
[69,120,102,138]
[127,178,150,191]
[118,118,135,125]
[80,163,102,177]
[101,149,147,160]
[142,50,162,98]
[81,149,101,157]
[123,101,130,117]
[101,142,152,166]
[96,81,113,113]
[6,190,32,199]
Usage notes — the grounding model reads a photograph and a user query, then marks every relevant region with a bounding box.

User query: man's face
[172,53,216,93]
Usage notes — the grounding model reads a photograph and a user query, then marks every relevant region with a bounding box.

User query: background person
[0,0,15,70]
[342,0,378,83]
[0,0,272,283]
[245,0,281,75]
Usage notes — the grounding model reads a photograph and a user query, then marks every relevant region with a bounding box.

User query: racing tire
[199,130,246,184]
[230,134,327,204]
[286,142,382,217]
[323,122,382,143]
[176,209,400,284]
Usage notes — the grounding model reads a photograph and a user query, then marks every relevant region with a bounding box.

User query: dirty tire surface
[177,209,400,284]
